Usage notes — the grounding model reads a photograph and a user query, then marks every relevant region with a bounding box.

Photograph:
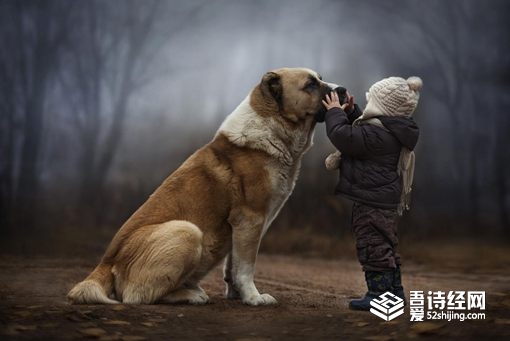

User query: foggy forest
[1,0,509,255]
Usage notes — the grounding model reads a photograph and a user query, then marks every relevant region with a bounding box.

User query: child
[322,76,422,311]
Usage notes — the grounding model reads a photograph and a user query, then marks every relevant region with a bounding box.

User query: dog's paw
[242,293,277,306]
[160,288,209,305]
[188,291,210,305]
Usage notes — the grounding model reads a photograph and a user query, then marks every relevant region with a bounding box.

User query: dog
[68,67,339,306]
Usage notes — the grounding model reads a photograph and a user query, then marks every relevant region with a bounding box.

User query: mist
[1,0,509,254]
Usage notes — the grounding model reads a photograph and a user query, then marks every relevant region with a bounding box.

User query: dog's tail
[67,263,119,304]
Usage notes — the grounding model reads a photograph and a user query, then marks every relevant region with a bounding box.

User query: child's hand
[343,91,355,114]
[322,91,355,112]
[325,150,341,170]
[322,91,341,110]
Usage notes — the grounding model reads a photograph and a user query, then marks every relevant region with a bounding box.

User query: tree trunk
[15,5,53,231]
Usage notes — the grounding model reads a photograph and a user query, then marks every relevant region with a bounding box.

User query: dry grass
[2,223,509,276]
[260,227,510,275]
[260,227,356,259]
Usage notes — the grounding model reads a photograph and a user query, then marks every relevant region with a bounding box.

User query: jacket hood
[379,116,419,150]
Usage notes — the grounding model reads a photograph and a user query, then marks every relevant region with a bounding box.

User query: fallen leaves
[409,322,444,335]
[27,305,44,309]
[145,317,166,323]
[13,324,37,331]
[494,318,510,325]
[79,327,108,338]
[103,320,131,326]
[1,324,37,336]
[501,299,510,309]
[66,310,99,322]
[13,310,32,318]
[121,336,146,341]
[364,336,393,341]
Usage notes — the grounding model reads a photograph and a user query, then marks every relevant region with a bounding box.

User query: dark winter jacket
[325,105,419,209]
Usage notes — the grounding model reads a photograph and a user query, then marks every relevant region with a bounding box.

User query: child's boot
[392,265,407,305]
[349,270,394,311]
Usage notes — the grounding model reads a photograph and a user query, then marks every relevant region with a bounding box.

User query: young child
[322,76,422,311]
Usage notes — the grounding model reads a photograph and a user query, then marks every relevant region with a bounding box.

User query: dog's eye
[304,80,318,90]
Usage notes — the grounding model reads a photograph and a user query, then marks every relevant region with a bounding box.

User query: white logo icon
[370,292,405,321]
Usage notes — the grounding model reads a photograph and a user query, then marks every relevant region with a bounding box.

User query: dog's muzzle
[315,83,348,123]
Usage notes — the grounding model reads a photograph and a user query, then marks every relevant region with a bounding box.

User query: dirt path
[1,254,509,340]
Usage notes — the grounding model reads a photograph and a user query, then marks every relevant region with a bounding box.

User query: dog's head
[255,67,342,123]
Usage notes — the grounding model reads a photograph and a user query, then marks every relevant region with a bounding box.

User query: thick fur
[68,67,336,306]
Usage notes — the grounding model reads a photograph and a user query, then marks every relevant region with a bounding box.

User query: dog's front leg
[223,253,241,299]
[229,209,276,306]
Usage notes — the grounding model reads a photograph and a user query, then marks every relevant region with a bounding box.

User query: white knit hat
[364,76,423,118]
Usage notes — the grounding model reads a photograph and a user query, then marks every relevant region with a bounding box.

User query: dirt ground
[1,248,509,340]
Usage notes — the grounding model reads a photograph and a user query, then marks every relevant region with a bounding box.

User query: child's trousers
[351,202,401,272]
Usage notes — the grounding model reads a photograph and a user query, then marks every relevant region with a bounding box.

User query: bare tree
[0,1,72,232]
[57,0,209,222]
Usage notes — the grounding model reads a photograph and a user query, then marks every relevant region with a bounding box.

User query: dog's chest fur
[217,95,315,235]
[262,160,299,234]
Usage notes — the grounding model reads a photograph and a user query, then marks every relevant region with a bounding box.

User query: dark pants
[351,202,401,272]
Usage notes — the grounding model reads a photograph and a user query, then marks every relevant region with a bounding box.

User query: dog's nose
[334,86,347,96]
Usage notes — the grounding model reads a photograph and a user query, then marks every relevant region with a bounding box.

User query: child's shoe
[392,265,407,306]
[349,270,394,311]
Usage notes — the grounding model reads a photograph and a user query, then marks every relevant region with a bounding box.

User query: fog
[1,0,509,253]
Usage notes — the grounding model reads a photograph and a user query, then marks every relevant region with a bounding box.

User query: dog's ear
[261,71,282,109]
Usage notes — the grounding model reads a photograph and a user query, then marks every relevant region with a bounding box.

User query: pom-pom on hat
[364,76,423,117]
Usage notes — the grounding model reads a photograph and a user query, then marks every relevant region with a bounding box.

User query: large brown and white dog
[68,67,338,306]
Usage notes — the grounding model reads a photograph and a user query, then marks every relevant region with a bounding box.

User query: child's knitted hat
[364,76,423,117]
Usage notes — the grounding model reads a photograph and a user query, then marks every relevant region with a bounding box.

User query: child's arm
[322,92,369,157]
[346,103,363,123]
